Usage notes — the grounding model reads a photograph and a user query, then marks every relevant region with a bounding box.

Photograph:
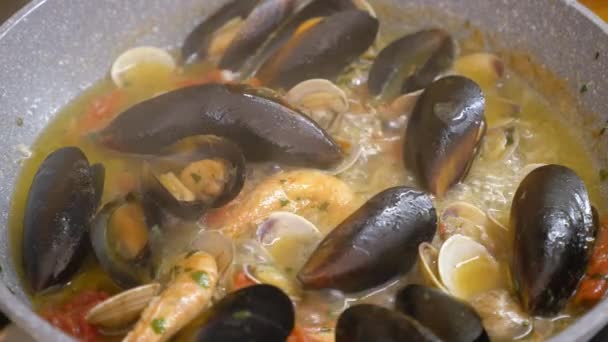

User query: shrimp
[215,170,357,238]
[123,251,218,342]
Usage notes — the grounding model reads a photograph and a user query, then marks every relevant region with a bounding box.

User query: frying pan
[0,0,606,340]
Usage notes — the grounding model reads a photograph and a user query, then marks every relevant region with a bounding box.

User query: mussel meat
[196,284,294,342]
[257,9,379,89]
[90,193,155,288]
[143,135,246,220]
[511,164,597,315]
[23,147,104,292]
[336,304,441,342]
[181,0,260,63]
[298,186,437,292]
[395,284,490,342]
[404,75,486,197]
[95,83,343,168]
[368,29,455,101]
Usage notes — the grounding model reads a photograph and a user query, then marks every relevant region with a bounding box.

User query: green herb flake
[600,169,608,181]
[191,173,202,183]
[15,117,23,127]
[151,318,166,335]
[191,270,211,288]
[280,199,290,207]
[595,51,601,60]
[319,327,333,333]
[580,83,590,94]
[319,202,330,211]
[233,310,252,320]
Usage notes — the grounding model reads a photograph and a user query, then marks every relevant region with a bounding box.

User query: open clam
[438,234,505,301]
[85,283,161,333]
[111,46,176,89]
[418,243,448,292]
[243,264,302,300]
[285,79,349,129]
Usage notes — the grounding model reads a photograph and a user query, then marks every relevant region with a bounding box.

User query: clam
[23,147,104,292]
[336,304,441,342]
[256,212,322,272]
[298,186,437,292]
[110,46,176,88]
[90,194,155,288]
[418,243,448,292]
[143,135,246,220]
[95,83,343,169]
[454,53,505,90]
[85,283,161,333]
[196,284,295,342]
[181,0,259,63]
[438,234,504,300]
[368,29,455,101]
[511,164,597,315]
[403,76,486,197]
[189,230,235,277]
[257,9,379,89]
[395,284,490,342]
[243,264,302,300]
[470,289,533,340]
[285,79,349,129]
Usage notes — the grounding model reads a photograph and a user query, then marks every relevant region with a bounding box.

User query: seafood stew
[8,0,606,341]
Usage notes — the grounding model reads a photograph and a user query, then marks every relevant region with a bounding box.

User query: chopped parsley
[191,270,211,288]
[280,199,290,207]
[580,83,590,94]
[191,173,202,183]
[15,117,23,127]
[319,202,330,211]
[600,169,608,181]
[233,310,252,320]
[505,128,515,146]
[151,318,166,335]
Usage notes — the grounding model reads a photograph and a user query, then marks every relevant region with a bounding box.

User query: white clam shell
[417,242,449,292]
[111,46,176,88]
[286,79,349,114]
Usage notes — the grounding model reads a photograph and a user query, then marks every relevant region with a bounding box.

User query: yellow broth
[8,27,603,342]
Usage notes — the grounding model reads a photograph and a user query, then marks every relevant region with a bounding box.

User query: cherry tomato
[574,217,608,307]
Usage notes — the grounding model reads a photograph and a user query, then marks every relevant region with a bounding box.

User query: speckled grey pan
[0,0,606,341]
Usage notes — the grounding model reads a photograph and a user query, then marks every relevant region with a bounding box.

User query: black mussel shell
[396,285,490,342]
[404,75,486,197]
[23,147,104,292]
[196,284,294,342]
[182,0,260,64]
[369,29,455,101]
[219,0,296,72]
[90,193,155,288]
[298,186,437,292]
[336,304,442,342]
[143,135,246,220]
[256,9,379,89]
[95,83,342,168]
[511,164,597,315]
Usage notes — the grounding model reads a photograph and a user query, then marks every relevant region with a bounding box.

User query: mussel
[90,193,155,288]
[336,304,441,342]
[511,164,597,315]
[182,0,260,63]
[143,135,246,220]
[95,83,343,168]
[395,284,490,342]
[196,284,294,342]
[369,29,455,101]
[257,9,379,89]
[298,186,437,292]
[23,147,104,292]
[404,76,486,197]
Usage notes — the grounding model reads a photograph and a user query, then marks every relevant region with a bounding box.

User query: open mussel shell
[90,193,155,288]
[396,284,490,342]
[369,29,455,101]
[298,186,437,292]
[23,147,104,292]
[143,135,246,220]
[196,284,295,342]
[511,164,597,315]
[404,75,486,197]
[181,0,259,63]
[85,283,161,333]
[336,304,441,342]
[257,9,379,89]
